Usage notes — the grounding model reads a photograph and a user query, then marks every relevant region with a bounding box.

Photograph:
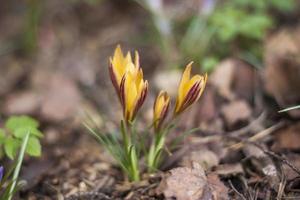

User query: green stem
[8,132,30,200]
[148,130,166,173]
[122,121,140,181]
[121,120,130,153]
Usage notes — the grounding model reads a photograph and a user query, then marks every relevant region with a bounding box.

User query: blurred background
[1,0,299,120]
[1,0,300,198]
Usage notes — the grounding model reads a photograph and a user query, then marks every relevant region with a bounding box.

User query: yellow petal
[154,91,170,129]
[182,75,202,99]
[110,45,133,86]
[134,51,140,69]
[124,72,138,120]
[175,62,207,114]
[175,62,192,113]
[195,73,207,102]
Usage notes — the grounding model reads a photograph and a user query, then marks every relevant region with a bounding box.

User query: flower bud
[153,91,170,130]
[174,62,207,115]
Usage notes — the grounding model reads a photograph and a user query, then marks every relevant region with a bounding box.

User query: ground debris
[181,149,219,170]
[272,122,300,151]
[264,27,300,118]
[157,163,228,200]
[211,58,257,102]
[221,100,252,130]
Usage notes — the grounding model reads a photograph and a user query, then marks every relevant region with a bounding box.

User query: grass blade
[279,105,300,113]
[8,132,30,200]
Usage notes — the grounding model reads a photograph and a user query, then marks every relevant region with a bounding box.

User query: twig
[277,175,286,200]
[229,122,284,150]
[229,112,266,137]
[234,140,300,177]
[254,145,300,177]
[229,180,247,200]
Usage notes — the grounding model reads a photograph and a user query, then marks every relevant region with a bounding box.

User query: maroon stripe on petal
[109,63,119,91]
[186,86,201,108]
[157,102,170,130]
[181,82,200,111]
[132,83,148,120]
[120,75,127,109]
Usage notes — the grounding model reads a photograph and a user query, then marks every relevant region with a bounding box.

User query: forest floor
[1,1,300,199]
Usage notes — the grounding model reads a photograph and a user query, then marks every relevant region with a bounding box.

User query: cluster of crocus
[87,45,207,181]
[148,62,207,171]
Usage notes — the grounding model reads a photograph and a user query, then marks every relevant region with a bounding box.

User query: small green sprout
[0,115,43,200]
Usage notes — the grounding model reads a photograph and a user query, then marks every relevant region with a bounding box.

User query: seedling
[0,116,43,160]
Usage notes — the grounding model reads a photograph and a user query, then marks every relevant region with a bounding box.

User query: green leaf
[5,116,39,133]
[25,137,41,157]
[13,127,42,138]
[202,57,219,73]
[270,0,295,11]
[0,129,5,145]
[4,138,20,160]
[129,145,139,181]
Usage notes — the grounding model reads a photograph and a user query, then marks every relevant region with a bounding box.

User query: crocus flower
[0,166,3,182]
[153,91,170,131]
[109,45,139,93]
[120,61,148,122]
[174,62,207,115]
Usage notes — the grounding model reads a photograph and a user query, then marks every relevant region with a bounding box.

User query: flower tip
[114,44,122,53]
[153,90,171,130]
[116,44,121,49]
[134,51,140,68]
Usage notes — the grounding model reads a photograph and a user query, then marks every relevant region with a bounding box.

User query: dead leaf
[157,163,228,200]
[207,173,229,200]
[210,58,257,102]
[3,91,41,115]
[210,59,236,100]
[157,163,208,200]
[221,100,252,129]
[193,86,218,124]
[272,122,300,151]
[282,153,300,181]
[40,73,81,122]
[264,27,300,118]
[181,149,219,170]
[214,164,244,177]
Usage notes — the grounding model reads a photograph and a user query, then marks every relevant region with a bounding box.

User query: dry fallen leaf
[221,100,252,129]
[264,27,300,118]
[181,149,219,170]
[39,73,81,122]
[3,91,41,115]
[214,163,244,177]
[210,59,236,100]
[210,58,257,102]
[157,163,228,200]
[272,122,300,151]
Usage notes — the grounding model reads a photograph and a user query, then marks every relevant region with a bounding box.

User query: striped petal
[175,62,207,115]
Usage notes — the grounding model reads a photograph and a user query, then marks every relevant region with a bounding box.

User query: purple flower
[0,166,3,182]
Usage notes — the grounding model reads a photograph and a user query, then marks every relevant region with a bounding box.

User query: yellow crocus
[153,91,170,131]
[109,45,140,92]
[174,62,207,115]
[120,59,148,122]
